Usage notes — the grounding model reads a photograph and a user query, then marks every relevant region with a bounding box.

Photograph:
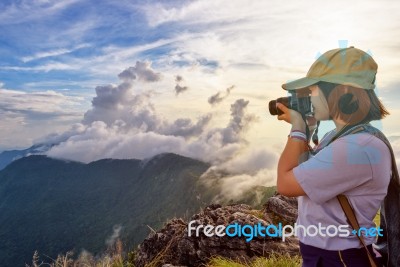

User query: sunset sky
[1,0,400,196]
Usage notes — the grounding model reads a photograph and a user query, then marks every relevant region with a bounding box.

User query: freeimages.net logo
[188,220,383,242]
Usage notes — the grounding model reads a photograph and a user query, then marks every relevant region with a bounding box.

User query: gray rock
[263,193,298,224]
[134,195,300,267]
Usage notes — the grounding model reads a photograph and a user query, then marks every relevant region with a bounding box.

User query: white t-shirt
[293,129,391,250]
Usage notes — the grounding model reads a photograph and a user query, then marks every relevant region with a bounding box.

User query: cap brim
[282,77,319,90]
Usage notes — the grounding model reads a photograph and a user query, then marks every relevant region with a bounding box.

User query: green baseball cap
[282,46,378,90]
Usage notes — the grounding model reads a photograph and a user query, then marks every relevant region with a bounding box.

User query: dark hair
[317,81,389,125]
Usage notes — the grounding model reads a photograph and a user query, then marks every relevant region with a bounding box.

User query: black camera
[269,90,312,116]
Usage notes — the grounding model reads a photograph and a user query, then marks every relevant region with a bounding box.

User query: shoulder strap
[325,125,378,266]
[337,194,378,267]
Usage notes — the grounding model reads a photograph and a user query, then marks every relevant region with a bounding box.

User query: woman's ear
[338,93,359,115]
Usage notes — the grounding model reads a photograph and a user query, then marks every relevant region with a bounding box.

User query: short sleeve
[293,135,374,204]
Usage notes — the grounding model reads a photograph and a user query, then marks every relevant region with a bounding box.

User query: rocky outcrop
[263,193,298,225]
[134,195,299,267]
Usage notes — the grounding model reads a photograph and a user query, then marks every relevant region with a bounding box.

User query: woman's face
[309,85,330,121]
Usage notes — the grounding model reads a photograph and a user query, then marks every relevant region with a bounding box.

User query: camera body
[269,90,312,116]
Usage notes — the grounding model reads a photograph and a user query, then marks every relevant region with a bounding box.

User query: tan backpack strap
[337,194,378,267]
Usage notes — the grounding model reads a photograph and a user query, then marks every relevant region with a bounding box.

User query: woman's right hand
[277,103,306,131]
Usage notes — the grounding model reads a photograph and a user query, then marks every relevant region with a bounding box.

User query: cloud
[174,75,189,95]
[0,62,76,72]
[214,169,276,201]
[106,225,122,246]
[118,61,162,82]
[0,62,275,202]
[162,115,212,138]
[34,123,86,146]
[197,147,278,203]
[0,86,85,150]
[46,97,255,164]
[215,148,277,175]
[1,62,272,202]
[83,86,163,133]
[143,0,240,27]
[45,64,261,169]
[46,94,264,204]
[175,84,189,95]
[90,83,133,110]
[209,148,278,201]
[0,88,84,119]
[1,0,400,203]
[175,75,183,82]
[216,98,257,145]
[46,124,185,163]
[82,65,213,140]
[208,85,234,106]
[82,66,209,138]
[21,44,91,62]
[0,0,80,25]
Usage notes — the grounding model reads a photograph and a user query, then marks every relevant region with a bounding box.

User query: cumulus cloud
[46,64,232,162]
[34,123,86,146]
[206,98,257,146]
[46,98,254,164]
[45,65,257,163]
[82,67,211,138]
[118,61,161,82]
[42,64,277,203]
[162,115,212,137]
[83,85,162,132]
[208,85,234,106]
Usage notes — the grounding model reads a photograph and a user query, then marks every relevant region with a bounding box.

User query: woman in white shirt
[276,46,390,266]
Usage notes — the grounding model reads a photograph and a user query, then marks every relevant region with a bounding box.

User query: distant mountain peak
[0,143,55,170]
[140,152,207,169]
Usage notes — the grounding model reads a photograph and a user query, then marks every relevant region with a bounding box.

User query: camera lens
[268,100,279,115]
[268,97,290,116]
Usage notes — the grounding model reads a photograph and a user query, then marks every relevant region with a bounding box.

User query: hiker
[275,46,392,266]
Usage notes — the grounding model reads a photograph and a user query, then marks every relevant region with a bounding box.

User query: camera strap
[311,121,320,146]
[315,122,366,151]
[301,113,318,153]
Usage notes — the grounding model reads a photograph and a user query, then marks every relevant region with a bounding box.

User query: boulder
[134,195,299,267]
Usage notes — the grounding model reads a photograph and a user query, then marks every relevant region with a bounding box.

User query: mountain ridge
[0,152,276,267]
[0,153,211,266]
[0,143,54,170]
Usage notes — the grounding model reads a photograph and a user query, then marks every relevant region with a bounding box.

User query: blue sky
[1,0,165,88]
[1,0,400,195]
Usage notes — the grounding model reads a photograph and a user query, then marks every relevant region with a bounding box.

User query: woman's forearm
[277,124,309,196]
